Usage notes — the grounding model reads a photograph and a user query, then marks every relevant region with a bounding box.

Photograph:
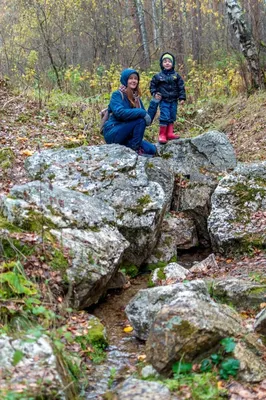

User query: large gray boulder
[147,212,198,264]
[125,280,210,340]
[1,145,175,308]
[162,131,236,246]
[160,130,237,175]
[146,297,246,375]
[24,145,174,267]
[208,162,266,254]
[1,181,128,309]
[105,377,174,400]
[211,277,266,310]
[0,334,76,399]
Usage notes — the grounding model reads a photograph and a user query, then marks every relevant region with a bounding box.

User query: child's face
[127,74,139,89]
[162,58,173,70]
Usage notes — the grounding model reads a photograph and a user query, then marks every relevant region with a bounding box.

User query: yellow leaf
[43,143,54,147]
[137,354,146,362]
[67,137,79,142]
[123,326,133,333]
[260,303,266,309]
[217,381,224,390]
[21,149,34,156]
[17,137,28,142]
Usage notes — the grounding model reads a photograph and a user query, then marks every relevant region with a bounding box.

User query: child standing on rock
[150,52,186,144]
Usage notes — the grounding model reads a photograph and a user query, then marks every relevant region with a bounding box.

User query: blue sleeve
[176,74,186,100]
[109,91,146,121]
[147,99,159,122]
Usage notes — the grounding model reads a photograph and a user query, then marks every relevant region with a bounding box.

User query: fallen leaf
[21,149,34,156]
[217,381,224,390]
[123,326,133,333]
[43,143,54,147]
[137,354,146,362]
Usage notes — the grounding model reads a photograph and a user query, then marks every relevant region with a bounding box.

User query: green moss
[166,317,196,337]
[147,278,155,287]
[247,286,266,296]
[146,162,154,168]
[50,248,69,273]
[154,249,164,259]
[163,236,173,246]
[137,194,152,206]
[157,268,166,280]
[0,148,15,170]
[87,317,108,347]
[161,153,172,159]
[169,255,178,263]
[129,194,152,215]
[233,183,266,208]
[46,205,61,216]
[73,317,108,364]
[21,210,57,233]
[47,173,56,180]
[0,215,22,233]
[232,233,266,256]
[88,226,100,232]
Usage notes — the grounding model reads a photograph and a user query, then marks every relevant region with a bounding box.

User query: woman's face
[127,74,139,89]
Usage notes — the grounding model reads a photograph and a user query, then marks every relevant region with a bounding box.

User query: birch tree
[134,0,150,66]
[225,0,263,90]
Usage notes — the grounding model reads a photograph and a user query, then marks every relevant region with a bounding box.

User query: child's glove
[144,113,152,126]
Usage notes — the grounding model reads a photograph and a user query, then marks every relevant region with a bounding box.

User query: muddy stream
[85,250,210,399]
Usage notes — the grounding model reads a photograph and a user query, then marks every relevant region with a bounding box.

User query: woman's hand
[144,113,152,126]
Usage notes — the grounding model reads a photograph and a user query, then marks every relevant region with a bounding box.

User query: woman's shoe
[137,148,154,158]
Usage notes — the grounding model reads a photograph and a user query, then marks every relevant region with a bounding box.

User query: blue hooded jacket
[103,68,159,135]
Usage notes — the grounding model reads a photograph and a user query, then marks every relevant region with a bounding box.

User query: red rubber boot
[166,123,180,140]
[158,126,167,144]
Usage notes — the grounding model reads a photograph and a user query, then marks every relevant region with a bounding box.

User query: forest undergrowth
[1,76,266,399]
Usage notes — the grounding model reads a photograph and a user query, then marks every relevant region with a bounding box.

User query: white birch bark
[151,0,160,48]
[225,0,263,89]
[135,0,150,65]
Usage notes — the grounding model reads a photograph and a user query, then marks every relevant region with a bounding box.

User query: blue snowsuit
[150,53,186,126]
[103,69,159,155]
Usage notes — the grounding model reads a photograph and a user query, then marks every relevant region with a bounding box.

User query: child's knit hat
[162,53,173,63]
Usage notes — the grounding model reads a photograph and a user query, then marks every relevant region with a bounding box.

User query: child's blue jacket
[150,52,186,103]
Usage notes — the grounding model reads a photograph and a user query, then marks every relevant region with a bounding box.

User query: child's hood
[160,52,176,71]
[120,68,140,86]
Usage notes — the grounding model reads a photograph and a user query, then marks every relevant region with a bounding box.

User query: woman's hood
[120,68,140,86]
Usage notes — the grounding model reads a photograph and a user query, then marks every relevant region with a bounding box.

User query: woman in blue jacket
[103,68,160,156]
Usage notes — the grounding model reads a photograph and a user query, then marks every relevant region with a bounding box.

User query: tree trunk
[135,0,150,67]
[225,0,263,90]
[151,0,160,49]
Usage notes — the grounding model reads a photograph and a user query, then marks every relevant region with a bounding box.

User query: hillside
[1,81,266,199]
[1,81,266,399]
